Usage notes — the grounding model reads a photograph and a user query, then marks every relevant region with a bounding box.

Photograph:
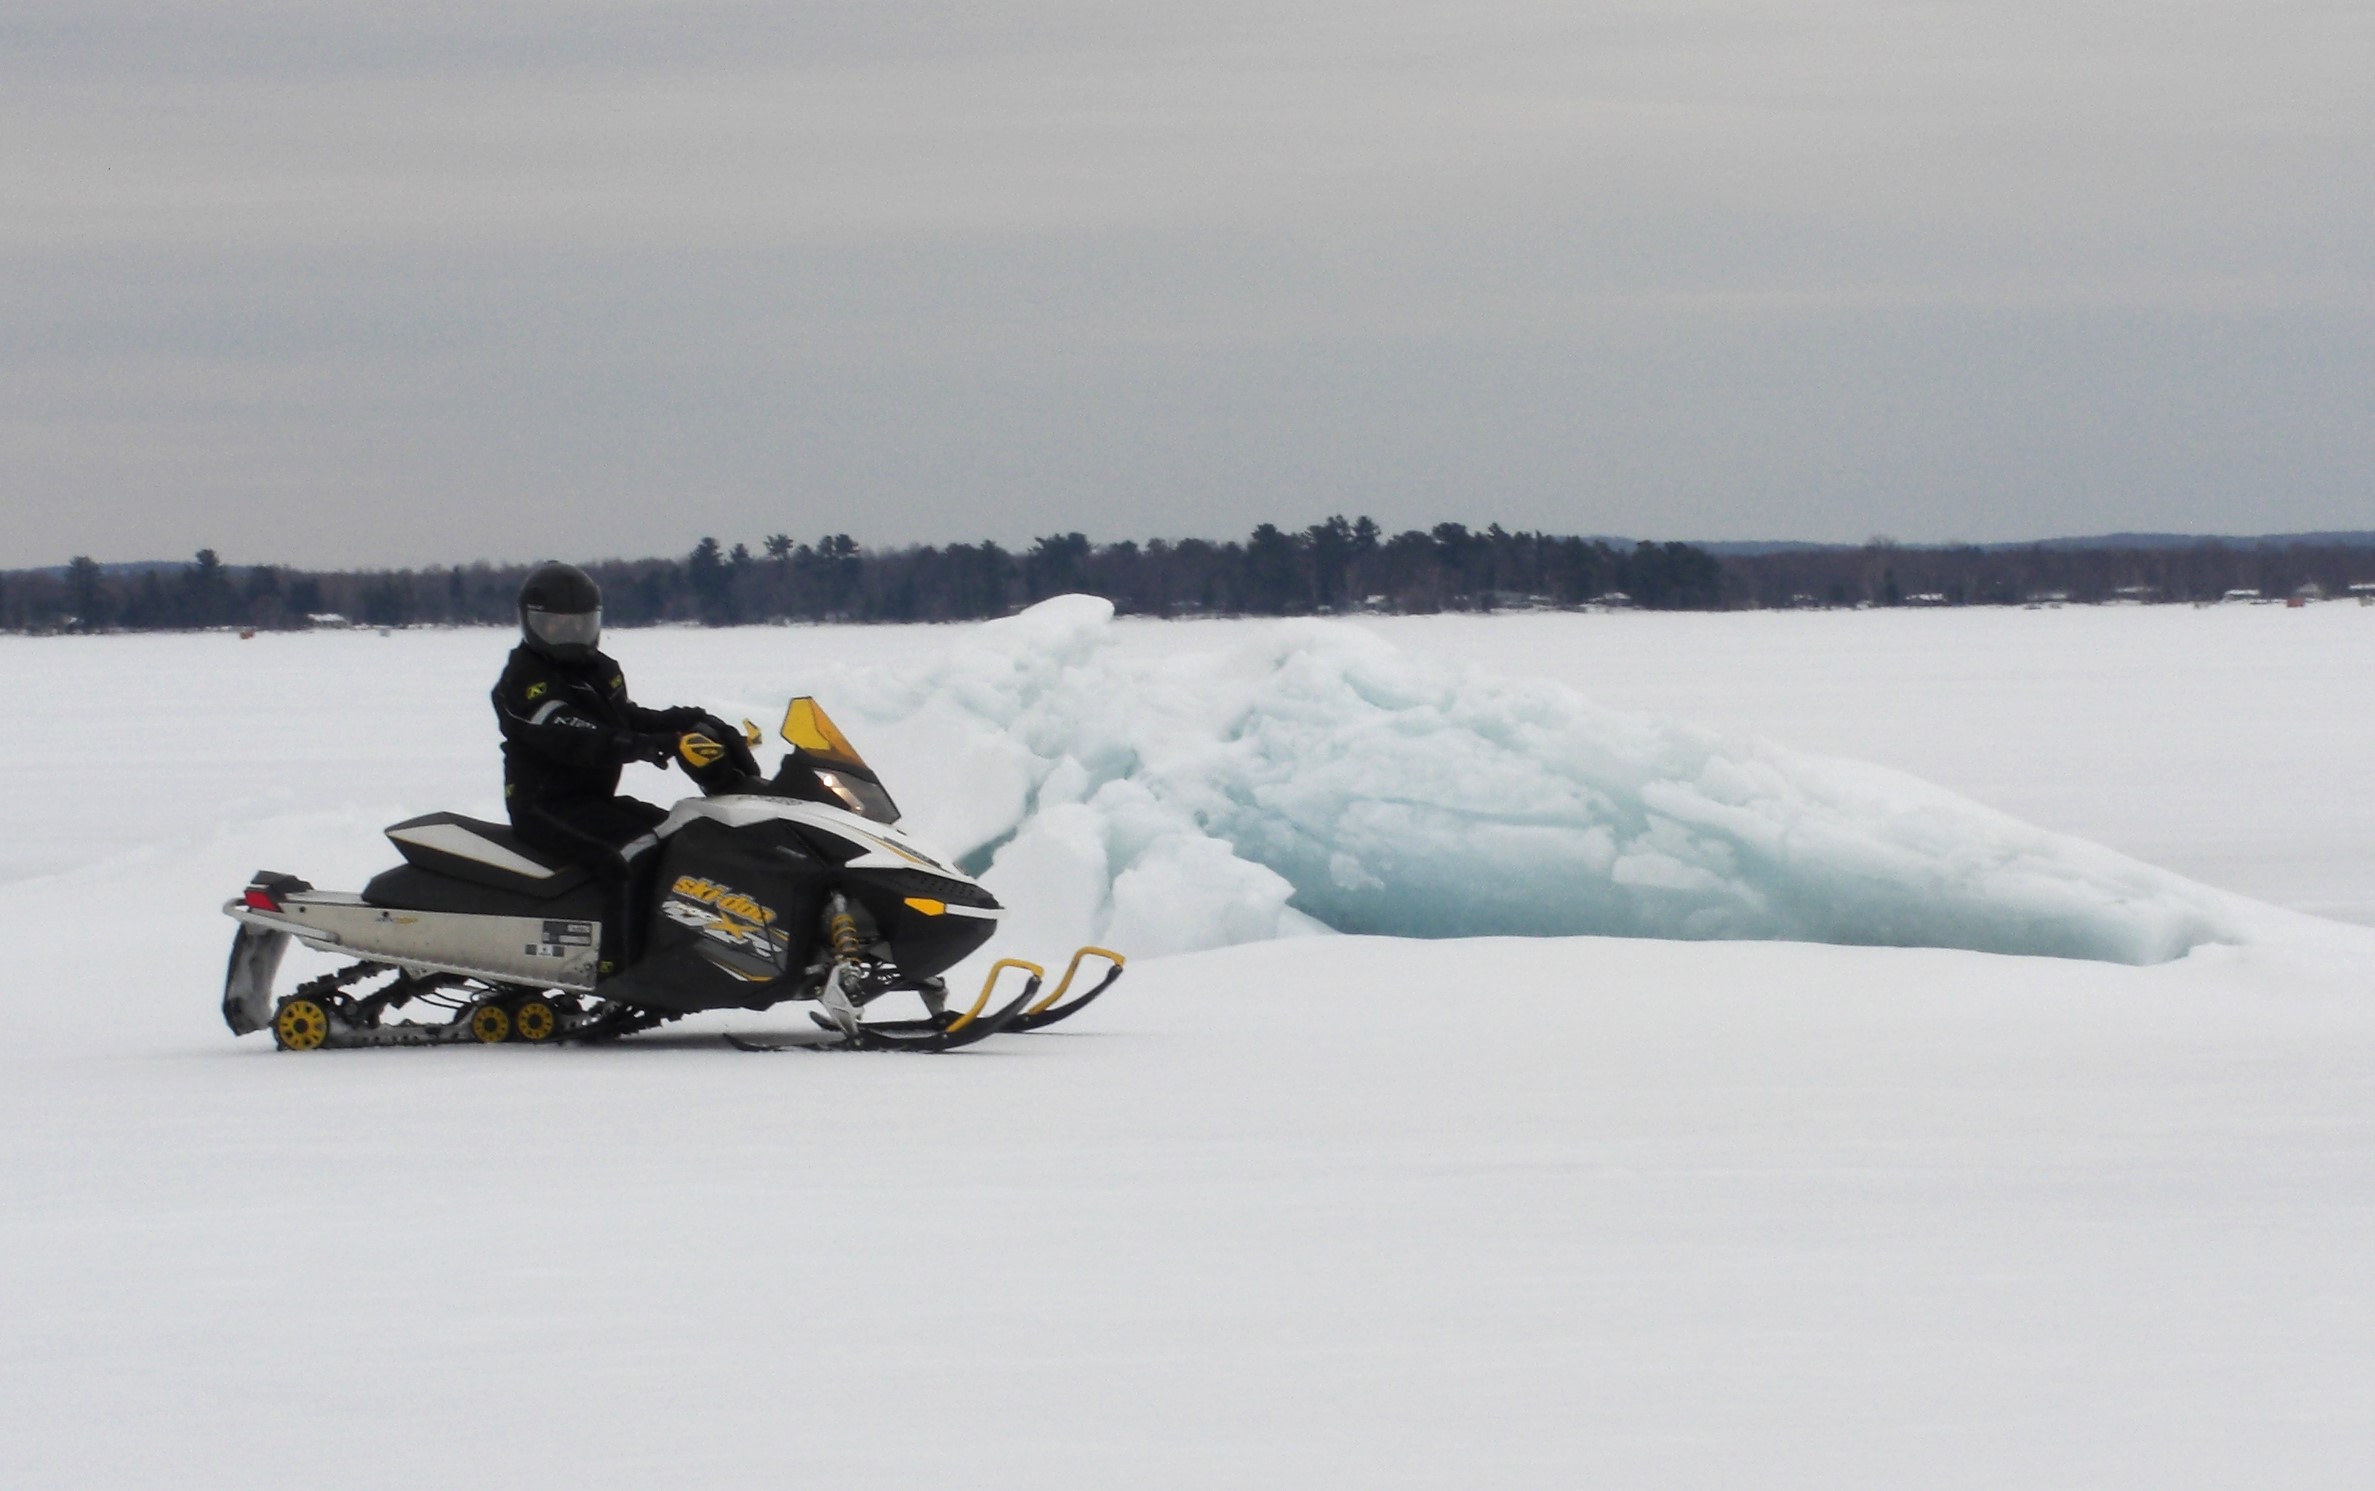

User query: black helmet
[518,561,602,662]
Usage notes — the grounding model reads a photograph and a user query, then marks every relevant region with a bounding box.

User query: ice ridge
[838,596,2240,966]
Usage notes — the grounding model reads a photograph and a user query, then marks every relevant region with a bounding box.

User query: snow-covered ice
[819,596,2251,964]
[3,603,2372,1487]
[1349,602,2375,930]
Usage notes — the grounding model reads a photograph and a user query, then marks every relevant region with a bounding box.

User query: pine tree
[65,556,105,631]
[687,537,735,624]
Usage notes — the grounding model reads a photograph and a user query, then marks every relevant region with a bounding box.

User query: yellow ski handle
[943,958,1045,1035]
[1025,946,1127,1017]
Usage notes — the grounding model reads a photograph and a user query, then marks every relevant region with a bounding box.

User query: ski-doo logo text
[661,874,792,970]
[669,876,777,926]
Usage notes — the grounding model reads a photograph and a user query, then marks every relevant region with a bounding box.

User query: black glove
[659,706,708,729]
[629,732,681,766]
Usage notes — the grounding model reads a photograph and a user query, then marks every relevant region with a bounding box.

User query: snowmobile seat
[361,813,608,922]
[360,861,608,922]
[369,812,597,898]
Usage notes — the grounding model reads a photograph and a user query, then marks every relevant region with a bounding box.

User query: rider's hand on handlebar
[631,732,681,766]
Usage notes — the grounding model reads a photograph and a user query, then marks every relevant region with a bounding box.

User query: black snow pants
[511,796,669,974]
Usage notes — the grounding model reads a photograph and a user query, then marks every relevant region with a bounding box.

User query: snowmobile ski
[1011,946,1127,1031]
[743,945,1129,1050]
[743,956,1056,1051]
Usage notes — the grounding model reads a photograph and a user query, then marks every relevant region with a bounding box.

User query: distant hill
[11,525,2372,632]
[1695,541,1855,556]
[26,559,207,579]
[26,533,2375,577]
[2019,531,2375,551]
[1696,532,2375,555]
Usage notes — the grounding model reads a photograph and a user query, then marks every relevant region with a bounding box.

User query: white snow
[819,596,2255,965]
[1344,603,2375,929]
[3,603,2373,1487]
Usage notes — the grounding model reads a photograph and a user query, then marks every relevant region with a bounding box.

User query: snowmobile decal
[658,874,793,980]
[667,875,779,926]
[658,896,783,947]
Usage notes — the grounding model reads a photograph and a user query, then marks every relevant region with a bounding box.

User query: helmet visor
[525,606,601,651]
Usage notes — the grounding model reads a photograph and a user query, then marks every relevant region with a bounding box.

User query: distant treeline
[1721,539,2374,609]
[4,524,2370,634]
[0,522,1722,631]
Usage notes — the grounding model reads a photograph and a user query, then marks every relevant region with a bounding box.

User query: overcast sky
[3,1,2369,568]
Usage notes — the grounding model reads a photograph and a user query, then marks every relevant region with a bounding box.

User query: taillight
[239,871,312,911]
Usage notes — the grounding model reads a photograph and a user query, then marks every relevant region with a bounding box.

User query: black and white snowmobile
[220,697,1123,1052]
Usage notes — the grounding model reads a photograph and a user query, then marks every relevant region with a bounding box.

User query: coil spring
[828,910,862,963]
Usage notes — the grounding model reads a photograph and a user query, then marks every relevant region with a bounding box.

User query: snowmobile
[220,697,1123,1052]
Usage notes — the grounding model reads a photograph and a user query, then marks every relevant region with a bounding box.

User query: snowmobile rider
[493,561,712,969]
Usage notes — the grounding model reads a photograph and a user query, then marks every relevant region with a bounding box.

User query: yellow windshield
[780,697,871,773]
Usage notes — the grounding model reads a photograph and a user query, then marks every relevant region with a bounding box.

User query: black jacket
[492,643,696,814]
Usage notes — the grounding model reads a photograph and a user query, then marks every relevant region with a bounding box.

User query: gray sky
[4,1,2370,568]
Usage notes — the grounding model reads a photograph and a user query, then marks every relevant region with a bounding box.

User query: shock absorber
[825,893,863,965]
[816,892,867,1040]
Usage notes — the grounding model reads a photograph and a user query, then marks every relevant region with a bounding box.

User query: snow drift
[827,597,2241,965]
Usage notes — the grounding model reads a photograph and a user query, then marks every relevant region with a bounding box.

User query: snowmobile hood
[655,794,977,882]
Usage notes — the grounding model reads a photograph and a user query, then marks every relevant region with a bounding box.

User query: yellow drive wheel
[273,997,332,1051]
[469,1003,512,1044]
[513,999,559,1043]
